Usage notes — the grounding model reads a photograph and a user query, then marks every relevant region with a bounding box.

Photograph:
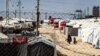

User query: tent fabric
[0,36,57,56]
[0,43,27,56]
[80,28,94,43]
[68,19,100,28]
[67,19,100,48]
[28,42,54,56]
[0,33,9,43]
[0,32,8,39]
[79,27,100,48]
[0,30,57,56]
[28,36,57,56]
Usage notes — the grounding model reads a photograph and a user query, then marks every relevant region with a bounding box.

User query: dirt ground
[39,24,100,56]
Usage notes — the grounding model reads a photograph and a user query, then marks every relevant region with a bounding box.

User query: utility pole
[87,7,89,16]
[83,9,86,18]
[31,12,33,20]
[18,0,21,21]
[36,0,40,36]
[6,0,9,24]
[45,12,47,20]
[15,9,17,18]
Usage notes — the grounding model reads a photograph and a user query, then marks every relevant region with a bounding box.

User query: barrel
[53,19,59,28]
[48,16,54,25]
[49,19,54,24]
[59,20,66,30]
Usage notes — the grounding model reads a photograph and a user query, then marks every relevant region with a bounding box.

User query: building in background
[75,9,85,19]
[92,6,99,17]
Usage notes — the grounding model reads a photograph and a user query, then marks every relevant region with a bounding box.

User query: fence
[1,11,100,56]
[0,37,56,56]
[0,11,75,20]
[0,43,27,56]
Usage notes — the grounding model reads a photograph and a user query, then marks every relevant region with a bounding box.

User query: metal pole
[87,7,89,16]
[15,9,17,18]
[18,0,21,21]
[6,0,9,24]
[45,12,47,20]
[36,0,40,36]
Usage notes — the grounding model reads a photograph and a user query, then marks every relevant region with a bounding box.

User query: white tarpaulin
[68,19,100,48]
[79,27,100,48]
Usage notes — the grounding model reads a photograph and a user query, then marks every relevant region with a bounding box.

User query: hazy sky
[0,0,100,14]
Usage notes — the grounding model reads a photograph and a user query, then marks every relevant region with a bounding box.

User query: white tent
[79,27,100,48]
[67,18,100,48]
[28,36,57,56]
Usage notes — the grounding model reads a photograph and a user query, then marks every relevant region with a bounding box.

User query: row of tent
[0,17,57,56]
[0,34,57,56]
[79,27,100,48]
[64,18,100,48]
[1,18,34,29]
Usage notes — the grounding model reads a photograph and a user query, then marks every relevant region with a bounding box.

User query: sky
[0,0,100,14]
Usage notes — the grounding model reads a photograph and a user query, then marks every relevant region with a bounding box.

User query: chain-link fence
[0,37,56,56]
[1,10,100,56]
[0,11,36,20]
[0,43,27,56]
[0,11,75,20]
[28,42,55,56]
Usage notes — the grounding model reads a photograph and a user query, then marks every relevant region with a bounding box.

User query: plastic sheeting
[64,27,72,36]
[67,19,100,48]
[67,19,100,28]
[79,27,100,48]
